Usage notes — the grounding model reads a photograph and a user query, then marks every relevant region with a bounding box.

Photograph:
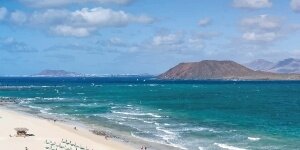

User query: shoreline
[0,105,135,150]
[0,103,179,150]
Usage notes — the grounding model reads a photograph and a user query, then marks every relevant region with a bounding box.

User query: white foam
[247,137,260,141]
[44,97,65,101]
[22,98,37,101]
[156,127,176,135]
[214,143,247,150]
[131,132,187,150]
[198,146,204,150]
[147,113,162,118]
[143,120,154,124]
[117,122,124,125]
[175,127,215,132]
[28,105,43,109]
[112,111,162,118]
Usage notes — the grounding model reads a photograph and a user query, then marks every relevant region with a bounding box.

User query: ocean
[0,77,299,150]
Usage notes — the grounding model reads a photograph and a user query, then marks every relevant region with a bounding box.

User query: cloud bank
[3,7,154,37]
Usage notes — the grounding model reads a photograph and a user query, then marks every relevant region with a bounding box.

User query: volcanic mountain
[246,58,300,74]
[268,58,300,74]
[158,60,300,80]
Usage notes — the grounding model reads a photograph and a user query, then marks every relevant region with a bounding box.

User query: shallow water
[0,77,299,150]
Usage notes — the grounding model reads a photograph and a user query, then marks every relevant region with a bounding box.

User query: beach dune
[0,108,133,150]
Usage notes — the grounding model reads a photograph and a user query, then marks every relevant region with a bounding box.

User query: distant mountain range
[31,70,154,77]
[245,58,300,74]
[159,60,300,80]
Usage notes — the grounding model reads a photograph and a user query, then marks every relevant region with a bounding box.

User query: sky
[1,0,300,75]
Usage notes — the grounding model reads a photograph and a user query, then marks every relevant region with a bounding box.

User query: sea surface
[0,77,299,150]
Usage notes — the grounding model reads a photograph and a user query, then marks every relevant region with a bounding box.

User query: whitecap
[44,97,65,101]
[247,137,260,141]
[143,120,154,124]
[147,113,162,118]
[112,111,162,118]
[214,143,247,150]
[198,146,204,150]
[27,105,43,109]
[156,127,176,135]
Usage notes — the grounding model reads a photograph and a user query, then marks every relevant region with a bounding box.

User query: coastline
[0,105,134,150]
[0,103,179,150]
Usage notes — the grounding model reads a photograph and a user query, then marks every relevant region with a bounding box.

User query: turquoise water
[0,77,299,150]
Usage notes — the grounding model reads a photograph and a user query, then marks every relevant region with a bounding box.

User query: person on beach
[74,127,77,130]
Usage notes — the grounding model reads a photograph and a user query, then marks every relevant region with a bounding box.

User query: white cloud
[241,15,280,30]
[0,7,7,21]
[19,0,133,8]
[152,33,183,46]
[10,11,27,24]
[233,0,272,9]
[291,0,300,12]
[51,25,91,37]
[198,18,212,27]
[146,31,219,53]
[71,7,153,27]
[239,15,282,43]
[242,32,278,42]
[8,7,153,37]
[230,14,297,55]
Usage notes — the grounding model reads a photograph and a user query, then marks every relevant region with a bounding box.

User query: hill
[32,70,83,77]
[158,60,300,80]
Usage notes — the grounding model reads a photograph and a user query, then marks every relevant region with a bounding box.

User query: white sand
[0,107,134,150]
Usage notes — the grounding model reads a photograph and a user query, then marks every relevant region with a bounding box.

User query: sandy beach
[0,107,134,150]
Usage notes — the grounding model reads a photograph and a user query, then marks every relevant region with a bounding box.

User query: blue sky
[1,0,300,75]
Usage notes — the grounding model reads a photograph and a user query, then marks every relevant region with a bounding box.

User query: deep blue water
[0,77,299,150]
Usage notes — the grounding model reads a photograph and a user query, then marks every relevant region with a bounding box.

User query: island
[158,60,300,80]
